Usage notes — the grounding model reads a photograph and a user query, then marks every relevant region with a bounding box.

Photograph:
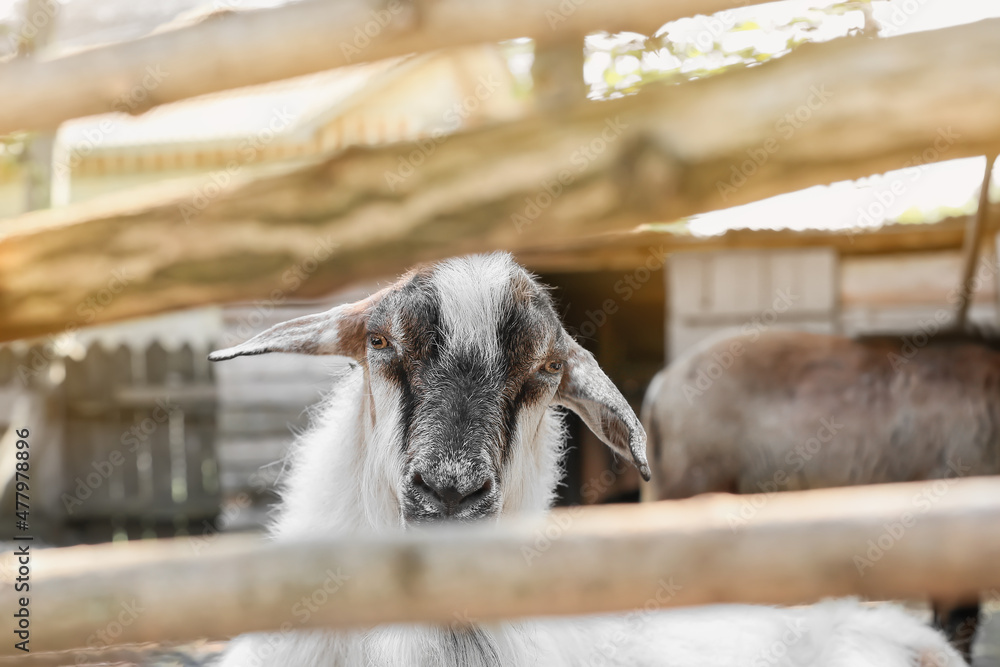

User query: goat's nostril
[412,472,440,500]
[462,478,492,506]
[413,472,462,506]
[412,472,493,514]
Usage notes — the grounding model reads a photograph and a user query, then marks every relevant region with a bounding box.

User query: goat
[643,327,1000,661]
[211,254,964,667]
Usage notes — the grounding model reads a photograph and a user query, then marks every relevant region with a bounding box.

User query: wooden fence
[1,477,999,658]
[1,342,221,544]
[61,342,220,542]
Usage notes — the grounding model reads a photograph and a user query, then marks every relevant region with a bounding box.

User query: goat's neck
[261,368,575,666]
[273,368,565,539]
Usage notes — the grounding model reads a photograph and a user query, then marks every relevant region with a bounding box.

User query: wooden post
[952,154,997,330]
[17,0,59,213]
[2,477,1000,655]
[532,40,587,113]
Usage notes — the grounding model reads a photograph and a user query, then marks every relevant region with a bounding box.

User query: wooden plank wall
[840,247,999,335]
[668,248,838,360]
[666,241,1000,362]
[60,342,220,543]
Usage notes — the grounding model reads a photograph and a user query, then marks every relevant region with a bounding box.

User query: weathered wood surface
[0,0,733,135]
[0,641,226,667]
[61,342,220,532]
[2,477,999,655]
[521,206,1000,273]
[3,19,1000,342]
[953,155,998,330]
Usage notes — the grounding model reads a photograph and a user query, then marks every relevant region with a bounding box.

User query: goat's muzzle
[403,470,498,523]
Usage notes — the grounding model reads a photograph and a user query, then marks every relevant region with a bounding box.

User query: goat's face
[210,253,649,525]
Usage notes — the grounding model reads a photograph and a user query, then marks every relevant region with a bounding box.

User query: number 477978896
[14,428,29,528]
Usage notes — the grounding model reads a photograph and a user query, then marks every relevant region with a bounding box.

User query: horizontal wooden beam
[0,0,731,135]
[519,205,1000,273]
[3,19,1000,342]
[3,477,1000,655]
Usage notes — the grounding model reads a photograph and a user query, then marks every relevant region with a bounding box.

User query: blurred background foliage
[582,2,866,99]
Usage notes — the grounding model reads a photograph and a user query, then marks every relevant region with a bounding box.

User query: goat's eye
[369,334,389,350]
[542,360,563,374]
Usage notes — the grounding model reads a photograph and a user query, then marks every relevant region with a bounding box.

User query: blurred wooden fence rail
[3,18,1000,343]
[0,0,728,135]
[2,477,999,657]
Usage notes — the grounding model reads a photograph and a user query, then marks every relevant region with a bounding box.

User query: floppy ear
[208,290,385,362]
[554,337,651,481]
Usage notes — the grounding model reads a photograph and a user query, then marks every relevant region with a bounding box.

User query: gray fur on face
[210,252,649,525]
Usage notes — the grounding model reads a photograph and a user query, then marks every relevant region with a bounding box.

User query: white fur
[220,367,964,667]
[219,256,965,667]
[434,254,515,358]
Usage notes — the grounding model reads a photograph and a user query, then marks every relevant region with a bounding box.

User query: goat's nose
[412,472,492,516]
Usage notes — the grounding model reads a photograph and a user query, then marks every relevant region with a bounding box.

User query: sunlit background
[2,0,1000,664]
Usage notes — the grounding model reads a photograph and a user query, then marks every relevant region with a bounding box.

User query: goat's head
[210,253,649,525]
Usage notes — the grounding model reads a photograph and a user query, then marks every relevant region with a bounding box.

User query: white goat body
[214,254,963,667]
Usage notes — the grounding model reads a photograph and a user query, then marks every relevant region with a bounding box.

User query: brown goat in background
[642,328,1000,662]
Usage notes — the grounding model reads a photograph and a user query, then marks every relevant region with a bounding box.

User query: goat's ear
[208,291,384,362]
[554,337,651,481]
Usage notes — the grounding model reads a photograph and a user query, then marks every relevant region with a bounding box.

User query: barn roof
[685,157,998,238]
[56,58,405,151]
